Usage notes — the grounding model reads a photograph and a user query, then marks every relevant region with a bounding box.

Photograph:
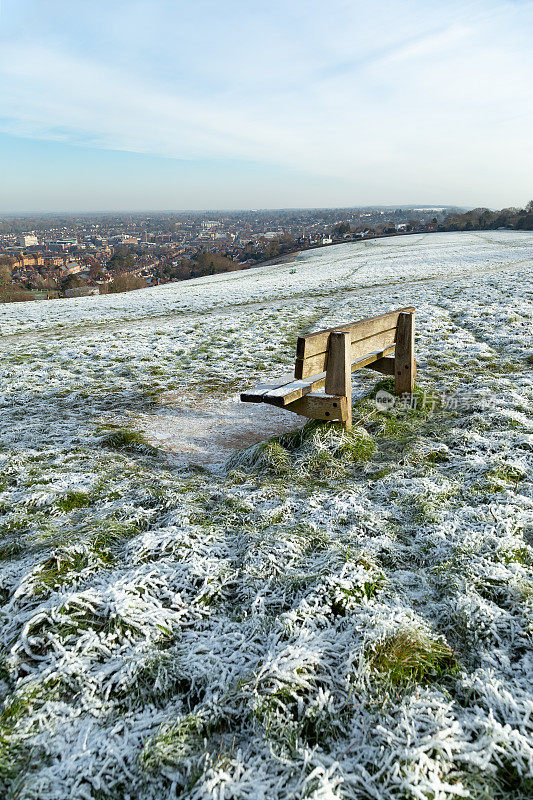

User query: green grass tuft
[228,440,291,476]
[497,546,531,566]
[369,376,396,396]
[34,549,93,593]
[139,710,227,788]
[114,653,198,710]
[276,419,326,451]
[57,491,90,512]
[484,463,525,493]
[98,426,159,455]
[0,682,57,788]
[0,542,24,561]
[254,681,307,751]
[368,629,458,686]
[140,714,205,773]
[24,597,150,650]
[458,761,533,800]
[335,427,376,462]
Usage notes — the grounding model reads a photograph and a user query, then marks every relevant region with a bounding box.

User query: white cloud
[0,0,532,206]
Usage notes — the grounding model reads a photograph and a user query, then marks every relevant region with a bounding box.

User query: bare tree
[0,264,12,286]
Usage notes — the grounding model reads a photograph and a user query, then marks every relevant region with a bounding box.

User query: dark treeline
[157,250,243,282]
[156,238,298,282]
[443,201,533,231]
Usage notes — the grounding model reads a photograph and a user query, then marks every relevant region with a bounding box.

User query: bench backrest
[294,306,415,379]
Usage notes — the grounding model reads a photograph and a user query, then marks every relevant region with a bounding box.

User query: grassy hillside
[0,232,532,799]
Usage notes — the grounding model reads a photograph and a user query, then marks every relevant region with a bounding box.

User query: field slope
[0,232,532,799]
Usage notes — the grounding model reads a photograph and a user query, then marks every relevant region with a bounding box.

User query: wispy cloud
[1,0,532,207]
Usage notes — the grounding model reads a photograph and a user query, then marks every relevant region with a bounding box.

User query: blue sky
[0,0,532,212]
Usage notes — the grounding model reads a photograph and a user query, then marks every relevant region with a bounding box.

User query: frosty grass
[0,231,532,799]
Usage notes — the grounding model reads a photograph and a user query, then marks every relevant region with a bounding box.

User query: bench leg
[325,331,352,430]
[285,394,347,420]
[394,311,415,395]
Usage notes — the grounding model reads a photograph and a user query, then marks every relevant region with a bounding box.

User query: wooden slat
[240,372,295,403]
[285,393,347,421]
[352,344,395,370]
[295,327,397,379]
[394,311,415,394]
[296,306,414,361]
[263,377,324,407]
[262,345,395,407]
[365,356,395,375]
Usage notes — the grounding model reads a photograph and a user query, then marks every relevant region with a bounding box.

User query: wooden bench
[241,307,415,429]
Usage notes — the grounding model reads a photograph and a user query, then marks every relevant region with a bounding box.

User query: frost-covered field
[0,232,532,799]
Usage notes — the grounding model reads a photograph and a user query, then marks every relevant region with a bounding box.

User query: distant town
[1,202,531,302]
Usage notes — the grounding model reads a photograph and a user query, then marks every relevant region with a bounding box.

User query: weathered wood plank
[352,344,395,369]
[296,306,414,361]
[240,372,295,402]
[394,311,415,395]
[261,346,396,407]
[263,377,324,406]
[325,331,352,429]
[295,327,397,379]
[285,393,347,420]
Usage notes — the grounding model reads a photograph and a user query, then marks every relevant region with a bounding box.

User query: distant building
[321,236,332,245]
[46,238,78,251]
[19,234,39,247]
[15,254,44,268]
[110,235,139,245]
[43,256,66,268]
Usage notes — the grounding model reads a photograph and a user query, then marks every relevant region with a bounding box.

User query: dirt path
[130,396,307,470]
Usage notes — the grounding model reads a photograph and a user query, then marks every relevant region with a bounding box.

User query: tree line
[442,201,533,231]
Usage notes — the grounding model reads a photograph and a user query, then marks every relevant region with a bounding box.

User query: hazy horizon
[0,204,468,218]
[1,0,532,213]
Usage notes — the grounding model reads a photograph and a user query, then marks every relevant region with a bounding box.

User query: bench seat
[241,344,396,407]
